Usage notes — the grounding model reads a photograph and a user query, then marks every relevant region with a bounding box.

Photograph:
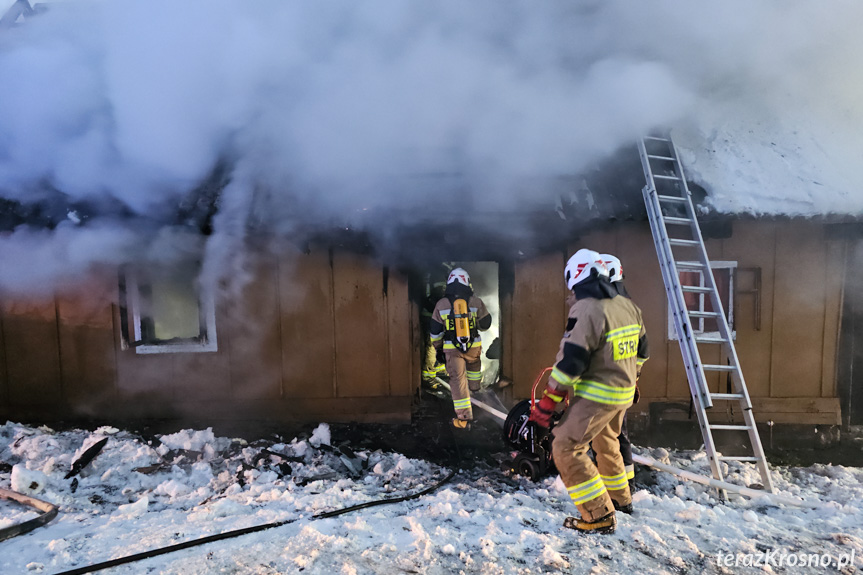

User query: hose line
[53,468,456,575]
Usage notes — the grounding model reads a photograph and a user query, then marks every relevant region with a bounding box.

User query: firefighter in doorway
[601,253,642,491]
[529,249,649,534]
[429,267,492,430]
[421,277,448,383]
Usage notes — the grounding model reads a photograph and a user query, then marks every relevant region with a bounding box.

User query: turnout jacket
[429,293,492,351]
[550,293,648,408]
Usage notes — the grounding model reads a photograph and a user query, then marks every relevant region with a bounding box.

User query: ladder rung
[663,216,693,225]
[695,336,729,344]
[681,285,712,293]
[703,364,735,372]
[709,425,752,431]
[718,456,760,463]
[657,194,687,203]
[710,393,745,400]
[689,311,719,319]
[653,174,681,181]
[669,239,700,247]
[676,261,704,269]
[647,154,675,161]
[643,136,670,142]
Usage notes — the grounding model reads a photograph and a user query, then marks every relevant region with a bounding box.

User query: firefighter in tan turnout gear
[429,267,492,430]
[601,253,638,489]
[529,249,649,534]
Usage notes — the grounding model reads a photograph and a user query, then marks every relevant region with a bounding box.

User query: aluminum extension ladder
[637,133,774,494]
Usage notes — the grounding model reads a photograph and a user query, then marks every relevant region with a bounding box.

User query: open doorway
[420,261,501,389]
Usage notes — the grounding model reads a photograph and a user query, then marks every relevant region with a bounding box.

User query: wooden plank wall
[333,252,388,398]
[0,244,415,424]
[226,248,282,401]
[281,246,336,400]
[510,220,845,425]
[511,253,566,398]
[56,279,118,412]
[0,221,847,426]
[2,299,63,411]
[0,299,6,408]
[842,239,863,425]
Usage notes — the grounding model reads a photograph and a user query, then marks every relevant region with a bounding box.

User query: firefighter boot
[451,418,471,431]
[613,500,633,515]
[563,512,617,535]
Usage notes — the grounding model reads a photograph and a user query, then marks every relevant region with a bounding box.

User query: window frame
[120,266,218,354]
[667,260,736,342]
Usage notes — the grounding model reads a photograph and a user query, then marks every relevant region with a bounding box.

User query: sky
[1,421,861,574]
[2,0,863,294]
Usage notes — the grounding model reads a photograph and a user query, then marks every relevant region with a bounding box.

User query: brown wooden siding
[0,220,847,426]
[0,243,415,424]
[2,299,63,408]
[721,222,775,398]
[333,252,388,398]
[56,281,118,410]
[281,245,336,400]
[521,220,846,425]
[0,300,7,407]
[511,253,566,399]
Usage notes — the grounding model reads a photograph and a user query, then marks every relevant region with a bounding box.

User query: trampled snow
[1,422,861,574]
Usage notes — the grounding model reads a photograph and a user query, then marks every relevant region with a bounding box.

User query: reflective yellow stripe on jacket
[551,366,578,387]
[606,324,641,361]
[551,370,637,406]
[443,341,482,350]
[573,380,637,406]
[605,324,641,339]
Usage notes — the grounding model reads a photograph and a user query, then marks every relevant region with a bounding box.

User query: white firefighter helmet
[564,249,609,290]
[447,267,471,288]
[601,253,623,282]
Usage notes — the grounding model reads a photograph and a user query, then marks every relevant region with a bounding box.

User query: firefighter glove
[633,383,640,404]
[528,388,567,428]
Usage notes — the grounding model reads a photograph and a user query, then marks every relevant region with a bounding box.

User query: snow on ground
[1,421,861,575]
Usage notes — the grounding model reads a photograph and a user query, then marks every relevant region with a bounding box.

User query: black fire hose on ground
[53,394,465,575]
[0,488,59,543]
[53,467,456,575]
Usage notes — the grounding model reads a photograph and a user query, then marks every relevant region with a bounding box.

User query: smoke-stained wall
[0,240,417,424]
[0,219,850,425]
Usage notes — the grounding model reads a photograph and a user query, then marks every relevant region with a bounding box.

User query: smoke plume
[1,0,862,293]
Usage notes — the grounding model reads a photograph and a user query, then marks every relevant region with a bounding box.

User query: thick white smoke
[1,0,862,293]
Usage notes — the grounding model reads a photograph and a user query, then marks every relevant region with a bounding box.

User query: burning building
[1,1,862,431]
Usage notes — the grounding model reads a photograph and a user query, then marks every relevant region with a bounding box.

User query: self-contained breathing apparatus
[443,267,479,353]
[446,296,478,352]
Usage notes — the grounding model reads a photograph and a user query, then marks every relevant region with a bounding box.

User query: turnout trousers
[619,414,634,482]
[552,397,632,522]
[444,346,482,420]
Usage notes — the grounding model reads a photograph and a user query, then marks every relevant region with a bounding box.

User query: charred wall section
[835,227,863,426]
